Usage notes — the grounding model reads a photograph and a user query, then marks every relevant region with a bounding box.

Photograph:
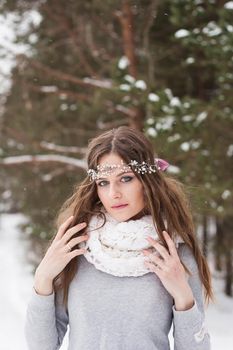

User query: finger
[68,248,87,261]
[55,216,74,241]
[146,236,170,260]
[162,231,179,258]
[61,222,87,244]
[143,248,154,254]
[144,252,166,269]
[67,235,89,250]
[144,261,163,277]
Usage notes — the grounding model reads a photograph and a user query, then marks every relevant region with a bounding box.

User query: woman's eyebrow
[96,171,133,180]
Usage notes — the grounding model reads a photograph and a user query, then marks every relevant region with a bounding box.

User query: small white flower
[146,118,155,125]
[194,111,208,126]
[118,56,129,69]
[222,190,231,199]
[180,142,190,152]
[167,165,180,174]
[124,74,135,84]
[119,84,131,91]
[186,57,195,64]
[174,29,190,38]
[182,115,193,122]
[148,93,160,102]
[227,144,233,157]
[224,1,233,10]
[202,22,222,37]
[164,88,173,100]
[167,133,181,142]
[226,24,233,32]
[147,127,157,137]
[170,97,181,107]
[135,80,147,90]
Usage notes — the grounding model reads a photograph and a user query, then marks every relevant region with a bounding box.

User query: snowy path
[0,213,232,349]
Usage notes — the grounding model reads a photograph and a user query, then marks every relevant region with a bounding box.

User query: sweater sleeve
[24,286,69,350]
[172,243,211,350]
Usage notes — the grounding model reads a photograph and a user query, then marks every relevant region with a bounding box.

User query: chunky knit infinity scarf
[79,209,184,277]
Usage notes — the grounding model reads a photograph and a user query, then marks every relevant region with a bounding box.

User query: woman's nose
[109,183,121,198]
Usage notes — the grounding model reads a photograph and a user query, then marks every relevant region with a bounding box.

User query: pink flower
[155,158,170,171]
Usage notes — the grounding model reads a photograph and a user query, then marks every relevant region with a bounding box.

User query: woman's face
[95,153,145,222]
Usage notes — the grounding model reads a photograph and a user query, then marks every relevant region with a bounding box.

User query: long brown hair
[52,126,213,307]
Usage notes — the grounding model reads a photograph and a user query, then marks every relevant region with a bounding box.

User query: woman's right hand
[34,215,88,295]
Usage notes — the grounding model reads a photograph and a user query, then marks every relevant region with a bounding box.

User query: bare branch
[18,55,113,89]
[97,119,128,130]
[90,15,121,44]
[114,104,138,118]
[41,167,70,182]
[2,126,35,147]
[43,5,97,77]
[2,126,88,154]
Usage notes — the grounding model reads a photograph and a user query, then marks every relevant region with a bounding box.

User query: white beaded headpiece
[87,158,169,181]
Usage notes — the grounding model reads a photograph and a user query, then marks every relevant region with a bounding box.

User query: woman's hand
[143,230,194,310]
[34,215,89,295]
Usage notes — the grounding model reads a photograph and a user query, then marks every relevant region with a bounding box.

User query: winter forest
[0,0,232,349]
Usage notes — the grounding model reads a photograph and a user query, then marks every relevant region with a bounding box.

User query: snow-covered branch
[83,77,112,89]
[40,141,87,154]
[27,83,91,102]
[0,154,87,169]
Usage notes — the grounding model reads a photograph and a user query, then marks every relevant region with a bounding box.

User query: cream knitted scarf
[79,209,184,277]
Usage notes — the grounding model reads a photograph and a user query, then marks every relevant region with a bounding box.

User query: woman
[25,126,213,349]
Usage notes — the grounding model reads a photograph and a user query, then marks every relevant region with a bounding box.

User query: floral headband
[87,158,169,181]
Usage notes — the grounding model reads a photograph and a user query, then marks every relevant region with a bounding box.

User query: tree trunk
[116,1,146,132]
[225,247,232,296]
[215,217,223,271]
[202,214,208,257]
[128,106,145,131]
[222,216,233,297]
[118,0,137,78]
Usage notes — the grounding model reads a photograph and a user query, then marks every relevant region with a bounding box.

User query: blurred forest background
[0,0,232,296]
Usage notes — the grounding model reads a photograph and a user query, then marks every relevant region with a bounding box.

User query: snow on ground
[0,213,232,350]
[0,213,34,350]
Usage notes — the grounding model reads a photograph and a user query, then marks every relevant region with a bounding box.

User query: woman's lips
[111,204,128,209]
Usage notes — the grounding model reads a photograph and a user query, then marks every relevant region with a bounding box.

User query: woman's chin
[111,208,146,222]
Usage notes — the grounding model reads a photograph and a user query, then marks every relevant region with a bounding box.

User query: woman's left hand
[143,230,193,302]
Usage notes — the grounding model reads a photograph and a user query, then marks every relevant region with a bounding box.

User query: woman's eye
[97,176,133,187]
[97,181,107,187]
[121,176,133,183]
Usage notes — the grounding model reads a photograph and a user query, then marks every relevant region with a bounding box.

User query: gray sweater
[25,243,211,350]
